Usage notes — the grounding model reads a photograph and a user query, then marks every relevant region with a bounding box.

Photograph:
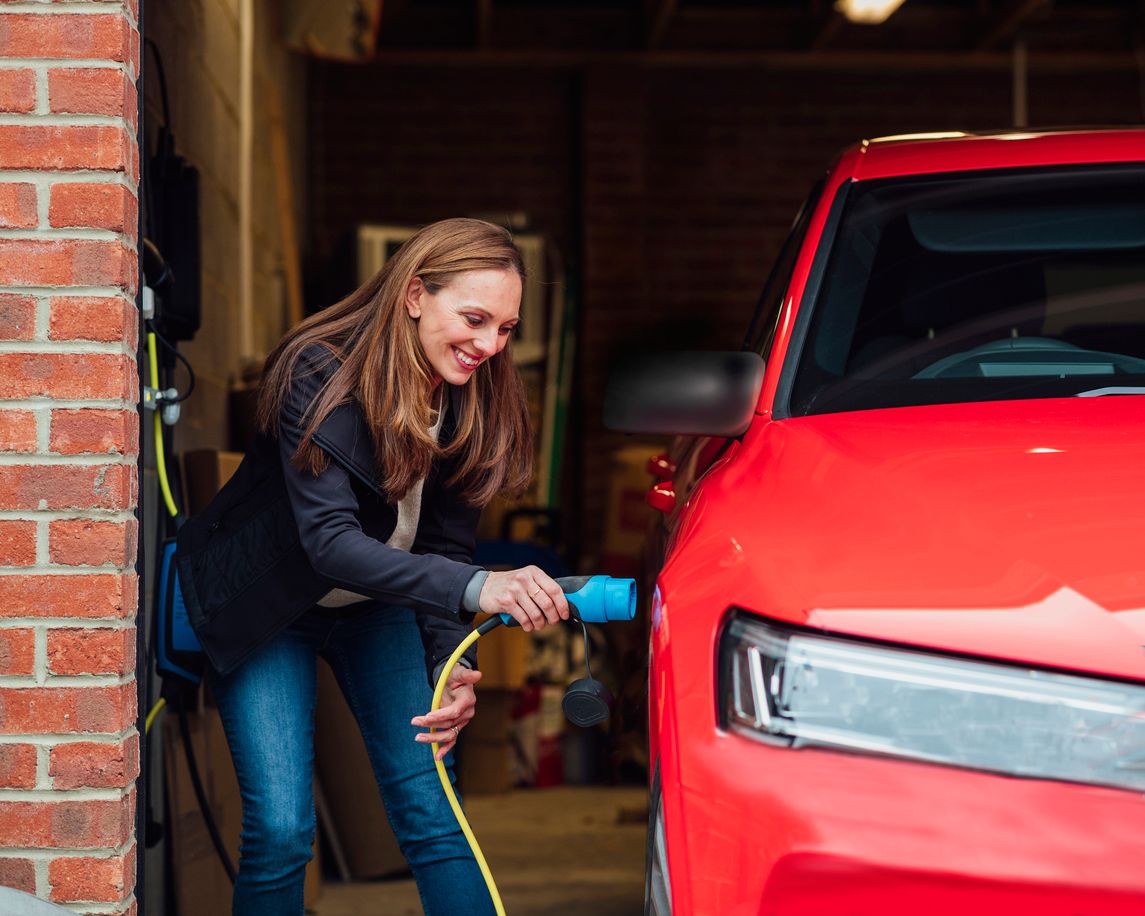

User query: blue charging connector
[497,575,637,627]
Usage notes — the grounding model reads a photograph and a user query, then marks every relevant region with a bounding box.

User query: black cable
[476,615,505,637]
[161,750,178,915]
[577,618,592,678]
[144,38,171,131]
[177,704,237,883]
[148,321,196,402]
[142,238,173,288]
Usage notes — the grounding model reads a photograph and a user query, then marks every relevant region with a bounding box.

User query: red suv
[607,129,1145,915]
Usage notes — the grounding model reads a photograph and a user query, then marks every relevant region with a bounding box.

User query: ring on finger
[529,588,542,598]
[451,725,459,741]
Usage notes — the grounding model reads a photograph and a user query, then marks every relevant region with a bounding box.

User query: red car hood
[668,396,1145,681]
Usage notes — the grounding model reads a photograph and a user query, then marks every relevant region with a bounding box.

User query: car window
[788,165,1145,415]
[744,181,823,359]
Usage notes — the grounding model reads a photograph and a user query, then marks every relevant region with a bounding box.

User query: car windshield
[789,164,1145,416]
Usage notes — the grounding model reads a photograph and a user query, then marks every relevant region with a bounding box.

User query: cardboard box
[458,688,516,795]
[470,617,529,690]
[314,660,408,879]
[457,739,514,796]
[466,687,515,744]
[164,706,238,916]
[165,703,321,915]
[181,449,244,516]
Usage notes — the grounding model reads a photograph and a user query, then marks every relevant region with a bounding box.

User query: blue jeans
[209,604,494,916]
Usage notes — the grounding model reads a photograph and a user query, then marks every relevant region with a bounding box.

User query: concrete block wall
[0,1,141,912]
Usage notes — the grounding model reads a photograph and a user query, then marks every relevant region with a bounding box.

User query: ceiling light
[835,0,908,25]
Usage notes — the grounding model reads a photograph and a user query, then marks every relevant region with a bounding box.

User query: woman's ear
[404,277,424,319]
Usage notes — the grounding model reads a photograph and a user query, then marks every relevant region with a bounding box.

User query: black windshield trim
[772,180,852,421]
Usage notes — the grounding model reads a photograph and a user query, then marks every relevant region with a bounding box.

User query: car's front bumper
[660,724,1145,915]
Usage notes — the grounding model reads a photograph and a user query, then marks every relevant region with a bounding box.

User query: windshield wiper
[1075,387,1145,397]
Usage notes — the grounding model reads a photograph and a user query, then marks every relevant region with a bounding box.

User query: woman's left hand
[411,666,482,762]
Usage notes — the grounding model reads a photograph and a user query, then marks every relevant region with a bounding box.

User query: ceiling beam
[975,0,1051,51]
[374,4,1133,57]
[646,0,678,49]
[477,0,493,48]
[365,47,1140,73]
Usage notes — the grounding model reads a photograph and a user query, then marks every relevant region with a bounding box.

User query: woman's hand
[411,666,482,762]
[478,566,570,632]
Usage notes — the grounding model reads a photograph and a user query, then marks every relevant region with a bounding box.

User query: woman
[176,218,569,914]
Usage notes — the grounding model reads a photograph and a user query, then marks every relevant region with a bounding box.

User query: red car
[606,129,1145,915]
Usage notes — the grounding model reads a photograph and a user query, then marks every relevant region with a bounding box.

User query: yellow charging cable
[148,331,180,519]
[146,331,180,734]
[145,697,167,735]
[430,625,507,916]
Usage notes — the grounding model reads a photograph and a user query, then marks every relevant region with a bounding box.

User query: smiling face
[404,268,522,387]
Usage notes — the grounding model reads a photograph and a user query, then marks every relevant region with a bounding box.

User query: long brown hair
[257,218,532,506]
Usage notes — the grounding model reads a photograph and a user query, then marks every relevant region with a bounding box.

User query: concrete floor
[309,786,648,916]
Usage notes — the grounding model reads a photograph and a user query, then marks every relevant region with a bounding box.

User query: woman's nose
[473,328,497,354]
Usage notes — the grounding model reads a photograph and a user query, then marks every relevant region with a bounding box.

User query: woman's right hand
[478,566,570,632]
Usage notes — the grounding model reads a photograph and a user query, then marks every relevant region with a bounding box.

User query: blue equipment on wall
[156,539,203,686]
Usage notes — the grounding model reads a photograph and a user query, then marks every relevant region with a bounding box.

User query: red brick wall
[307,60,1143,563]
[0,2,140,912]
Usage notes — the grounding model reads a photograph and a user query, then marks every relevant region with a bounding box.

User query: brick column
[0,2,141,912]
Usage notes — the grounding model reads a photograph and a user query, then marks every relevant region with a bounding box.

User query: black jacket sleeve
[278,349,484,675]
[411,462,484,681]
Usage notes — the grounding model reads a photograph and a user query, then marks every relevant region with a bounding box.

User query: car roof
[840,128,1145,182]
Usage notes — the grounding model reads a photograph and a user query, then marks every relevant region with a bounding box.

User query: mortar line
[33,625,46,686]
[0,60,133,74]
[0,115,129,130]
[32,64,48,116]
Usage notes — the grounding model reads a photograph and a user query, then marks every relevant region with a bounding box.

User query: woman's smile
[452,346,481,371]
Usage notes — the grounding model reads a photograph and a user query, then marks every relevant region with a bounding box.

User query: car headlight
[719,613,1145,792]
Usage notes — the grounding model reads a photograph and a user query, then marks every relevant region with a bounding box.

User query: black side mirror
[603,351,765,437]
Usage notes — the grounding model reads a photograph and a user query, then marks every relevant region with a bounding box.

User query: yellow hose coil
[430,627,507,915]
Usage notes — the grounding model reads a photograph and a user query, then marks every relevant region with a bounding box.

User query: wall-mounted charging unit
[156,539,203,686]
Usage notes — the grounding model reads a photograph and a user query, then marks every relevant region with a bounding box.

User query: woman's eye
[500,326,516,336]
[464,315,482,327]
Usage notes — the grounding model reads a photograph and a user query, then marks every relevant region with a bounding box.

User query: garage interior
[136,1,1145,913]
